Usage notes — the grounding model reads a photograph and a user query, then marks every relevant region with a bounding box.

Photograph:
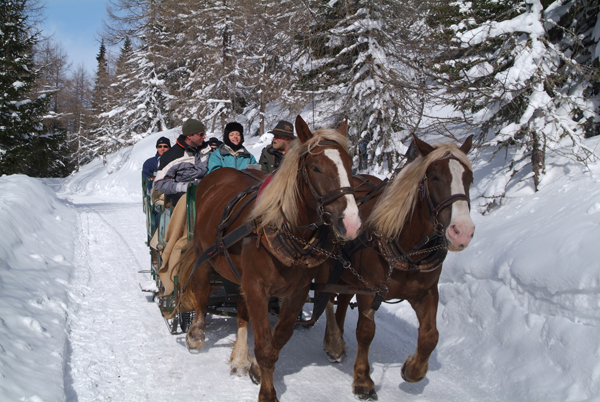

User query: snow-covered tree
[297,0,428,173]
[426,0,600,205]
[64,63,93,169]
[101,0,173,143]
[0,0,65,176]
[234,0,309,134]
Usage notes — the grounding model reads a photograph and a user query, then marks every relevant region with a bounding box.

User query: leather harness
[182,140,354,291]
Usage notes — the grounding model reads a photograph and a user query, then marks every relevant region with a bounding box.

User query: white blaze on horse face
[446,159,475,251]
[324,149,361,240]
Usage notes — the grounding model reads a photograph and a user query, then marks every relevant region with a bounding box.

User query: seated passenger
[208,122,257,173]
[142,136,171,195]
[153,119,210,296]
[258,120,295,173]
[154,118,211,207]
[207,137,223,152]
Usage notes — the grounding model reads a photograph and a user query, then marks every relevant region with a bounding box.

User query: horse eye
[312,166,322,173]
[431,175,440,182]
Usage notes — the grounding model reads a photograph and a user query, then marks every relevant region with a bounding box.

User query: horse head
[295,116,361,241]
[413,135,475,251]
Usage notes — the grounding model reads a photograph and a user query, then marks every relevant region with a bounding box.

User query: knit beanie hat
[270,120,294,138]
[156,137,171,147]
[182,118,206,136]
[223,122,244,151]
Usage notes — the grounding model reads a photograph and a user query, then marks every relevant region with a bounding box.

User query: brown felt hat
[270,120,294,138]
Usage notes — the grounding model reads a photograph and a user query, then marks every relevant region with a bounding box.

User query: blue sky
[41,0,108,74]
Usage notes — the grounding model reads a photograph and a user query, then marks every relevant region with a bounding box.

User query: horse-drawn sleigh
[141,116,475,402]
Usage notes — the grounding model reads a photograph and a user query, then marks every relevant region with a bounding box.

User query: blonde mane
[368,142,472,239]
[251,129,349,228]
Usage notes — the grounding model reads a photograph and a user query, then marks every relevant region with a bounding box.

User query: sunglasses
[157,145,170,149]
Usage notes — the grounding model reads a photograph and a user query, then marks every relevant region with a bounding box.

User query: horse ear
[337,119,348,137]
[412,134,434,157]
[460,135,473,154]
[295,115,313,144]
[405,139,418,163]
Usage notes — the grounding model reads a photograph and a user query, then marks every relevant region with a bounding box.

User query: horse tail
[174,242,200,313]
[177,242,198,291]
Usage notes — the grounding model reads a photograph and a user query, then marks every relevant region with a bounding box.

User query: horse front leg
[323,293,352,362]
[185,261,212,351]
[401,286,439,383]
[244,285,279,402]
[272,286,311,351]
[353,294,377,400]
[230,293,257,377]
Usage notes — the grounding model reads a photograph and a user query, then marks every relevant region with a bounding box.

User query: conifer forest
[2,0,600,203]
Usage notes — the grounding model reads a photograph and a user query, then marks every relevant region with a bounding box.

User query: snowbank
[0,174,77,401]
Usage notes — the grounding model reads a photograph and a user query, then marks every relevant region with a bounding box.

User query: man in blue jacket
[142,136,171,194]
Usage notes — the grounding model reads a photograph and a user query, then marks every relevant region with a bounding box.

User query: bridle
[375,154,473,271]
[282,140,355,232]
[419,155,471,228]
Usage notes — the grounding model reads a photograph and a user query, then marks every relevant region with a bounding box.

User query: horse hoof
[249,362,261,385]
[185,329,206,351]
[230,366,248,377]
[326,349,346,363]
[401,361,425,383]
[353,386,378,401]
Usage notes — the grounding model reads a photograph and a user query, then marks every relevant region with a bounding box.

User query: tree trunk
[531,130,544,192]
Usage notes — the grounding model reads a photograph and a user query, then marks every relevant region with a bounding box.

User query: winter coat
[258,145,284,174]
[142,153,160,193]
[208,144,257,173]
[154,135,211,205]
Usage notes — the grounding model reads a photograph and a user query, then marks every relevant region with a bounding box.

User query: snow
[1,130,600,401]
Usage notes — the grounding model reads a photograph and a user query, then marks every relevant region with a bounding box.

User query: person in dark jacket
[258,120,295,173]
[142,136,171,194]
[208,122,257,173]
[207,137,223,151]
[154,118,210,206]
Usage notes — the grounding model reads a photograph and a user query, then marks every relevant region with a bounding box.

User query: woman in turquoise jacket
[208,122,257,173]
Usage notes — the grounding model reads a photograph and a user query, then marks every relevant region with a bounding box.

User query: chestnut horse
[179,116,361,402]
[322,135,474,400]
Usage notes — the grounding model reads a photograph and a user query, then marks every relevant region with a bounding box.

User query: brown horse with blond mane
[179,116,361,402]
[321,135,475,400]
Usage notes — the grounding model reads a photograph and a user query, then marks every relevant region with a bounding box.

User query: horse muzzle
[445,222,475,251]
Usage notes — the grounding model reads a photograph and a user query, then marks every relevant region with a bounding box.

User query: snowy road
[64,198,493,402]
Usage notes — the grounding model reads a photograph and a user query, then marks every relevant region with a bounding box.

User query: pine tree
[298,0,428,173]
[0,0,62,176]
[102,0,172,141]
[64,64,93,169]
[426,0,600,202]
[234,0,309,134]
[88,39,120,158]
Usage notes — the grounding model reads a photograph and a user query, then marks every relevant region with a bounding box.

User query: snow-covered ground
[1,128,600,402]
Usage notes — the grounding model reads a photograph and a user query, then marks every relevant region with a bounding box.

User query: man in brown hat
[259,120,295,173]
